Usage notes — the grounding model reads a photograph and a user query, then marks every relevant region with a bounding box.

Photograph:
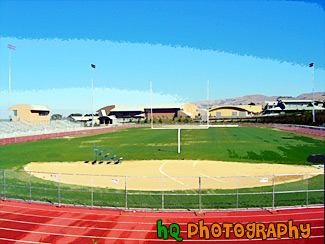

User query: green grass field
[1,127,324,169]
[0,126,324,210]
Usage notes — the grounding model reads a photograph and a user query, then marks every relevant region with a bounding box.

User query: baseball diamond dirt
[25,160,323,191]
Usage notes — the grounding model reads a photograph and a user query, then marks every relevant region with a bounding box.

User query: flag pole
[7,44,16,121]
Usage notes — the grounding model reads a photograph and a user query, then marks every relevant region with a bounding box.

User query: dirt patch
[25,160,323,191]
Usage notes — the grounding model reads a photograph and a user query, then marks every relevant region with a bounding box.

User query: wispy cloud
[1,35,324,115]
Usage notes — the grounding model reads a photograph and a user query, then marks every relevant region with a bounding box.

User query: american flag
[7,44,16,50]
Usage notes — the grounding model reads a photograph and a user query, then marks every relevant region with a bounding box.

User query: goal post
[150,81,210,153]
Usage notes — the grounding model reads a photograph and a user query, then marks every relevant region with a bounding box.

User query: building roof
[267,106,325,111]
[181,111,194,117]
[9,104,50,111]
[268,100,323,103]
[110,103,191,112]
[144,103,186,109]
[110,105,145,112]
[29,105,51,111]
[96,105,116,113]
[209,105,262,113]
[280,100,313,103]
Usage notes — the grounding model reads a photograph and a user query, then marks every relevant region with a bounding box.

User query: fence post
[237,176,239,209]
[58,173,61,207]
[306,174,309,206]
[199,177,202,212]
[125,176,127,210]
[29,171,32,203]
[91,175,94,208]
[272,175,275,210]
[162,176,164,210]
[3,169,5,200]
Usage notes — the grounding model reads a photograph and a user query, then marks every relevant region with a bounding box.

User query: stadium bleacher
[0,120,95,139]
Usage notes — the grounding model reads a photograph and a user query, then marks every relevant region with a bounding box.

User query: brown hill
[194,92,325,109]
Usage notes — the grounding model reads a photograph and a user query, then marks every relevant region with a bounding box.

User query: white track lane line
[0,228,323,242]
[1,203,323,219]
[193,161,223,182]
[0,218,156,232]
[159,161,187,186]
[0,238,50,244]
[0,210,323,226]
[0,227,160,242]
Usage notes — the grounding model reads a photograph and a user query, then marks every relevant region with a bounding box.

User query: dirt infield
[24,160,323,191]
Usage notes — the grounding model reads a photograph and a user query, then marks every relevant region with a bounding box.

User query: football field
[0,126,324,209]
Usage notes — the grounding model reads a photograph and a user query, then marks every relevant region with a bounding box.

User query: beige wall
[209,105,262,118]
[9,104,50,125]
[181,103,199,118]
[210,108,241,117]
[239,105,263,113]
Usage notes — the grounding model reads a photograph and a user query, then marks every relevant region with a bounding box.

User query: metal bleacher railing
[0,122,148,145]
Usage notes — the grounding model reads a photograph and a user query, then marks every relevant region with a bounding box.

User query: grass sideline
[0,127,324,209]
[1,170,323,209]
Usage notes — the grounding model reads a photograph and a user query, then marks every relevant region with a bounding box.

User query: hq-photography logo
[156,219,311,241]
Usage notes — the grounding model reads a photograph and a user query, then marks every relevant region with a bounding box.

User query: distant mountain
[194,92,325,109]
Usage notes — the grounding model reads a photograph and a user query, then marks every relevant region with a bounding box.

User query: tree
[51,114,62,120]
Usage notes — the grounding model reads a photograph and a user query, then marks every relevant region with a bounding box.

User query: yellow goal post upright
[149,81,210,153]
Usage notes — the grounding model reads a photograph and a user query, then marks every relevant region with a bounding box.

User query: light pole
[309,63,315,123]
[8,44,16,121]
[91,64,96,127]
[207,80,209,126]
[150,81,153,129]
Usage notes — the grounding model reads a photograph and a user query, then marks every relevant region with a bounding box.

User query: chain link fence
[1,169,323,211]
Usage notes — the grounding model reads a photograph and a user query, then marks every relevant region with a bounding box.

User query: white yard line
[159,161,186,185]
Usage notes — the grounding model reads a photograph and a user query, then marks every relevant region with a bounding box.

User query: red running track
[0,201,323,243]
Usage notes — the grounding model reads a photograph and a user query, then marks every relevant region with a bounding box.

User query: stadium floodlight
[91,64,96,127]
[8,44,16,121]
[309,63,315,123]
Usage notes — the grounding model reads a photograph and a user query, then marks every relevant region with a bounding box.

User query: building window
[239,112,246,117]
[13,110,17,116]
[39,111,49,116]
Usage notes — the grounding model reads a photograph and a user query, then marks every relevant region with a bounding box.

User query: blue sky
[0,0,324,118]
